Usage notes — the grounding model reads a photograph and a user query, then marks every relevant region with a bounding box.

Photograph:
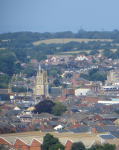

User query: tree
[33,100,67,116]
[62,83,68,89]
[103,143,116,150]
[88,143,116,150]
[34,128,39,131]
[0,74,11,88]
[33,100,55,114]
[66,73,73,78]
[23,66,36,77]
[80,73,90,80]
[50,70,58,78]
[51,101,67,116]
[70,142,85,150]
[89,68,99,77]
[53,78,61,87]
[41,133,65,150]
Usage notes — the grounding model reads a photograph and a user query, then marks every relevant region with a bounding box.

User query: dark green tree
[62,83,68,89]
[103,143,116,150]
[33,100,55,114]
[53,78,61,87]
[34,128,39,131]
[70,142,85,150]
[23,66,36,77]
[80,73,90,80]
[41,133,65,150]
[88,143,103,150]
[0,74,11,88]
[88,143,116,150]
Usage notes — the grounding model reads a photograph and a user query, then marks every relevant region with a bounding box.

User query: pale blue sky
[0,0,119,33]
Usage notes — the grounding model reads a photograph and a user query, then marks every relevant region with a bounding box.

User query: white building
[75,89,93,96]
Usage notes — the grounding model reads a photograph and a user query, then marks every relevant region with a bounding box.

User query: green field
[33,38,113,45]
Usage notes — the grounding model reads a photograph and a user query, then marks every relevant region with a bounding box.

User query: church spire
[38,65,41,70]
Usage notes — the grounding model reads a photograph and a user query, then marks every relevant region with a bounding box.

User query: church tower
[34,65,49,98]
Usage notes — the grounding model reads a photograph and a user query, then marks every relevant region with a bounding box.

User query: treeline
[1,30,119,49]
[0,30,119,41]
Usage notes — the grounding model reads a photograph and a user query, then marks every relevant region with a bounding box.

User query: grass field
[33,38,113,45]
[61,49,104,54]
[49,48,118,56]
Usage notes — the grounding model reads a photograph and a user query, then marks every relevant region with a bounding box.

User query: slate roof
[47,121,61,127]
[110,131,119,138]
[79,126,92,132]
[33,113,60,119]
[90,125,104,133]
[101,120,115,125]
[6,110,23,117]
[11,116,21,122]
[57,129,69,133]
[98,134,116,140]
[68,128,81,133]
[99,113,119,119]
[49,87,62,99]
[103,126,119,131]
[61,113,88,122]
[20,114,32,118]
[42,129,56,132]
[94,103,104,108]
[74,78,86,81]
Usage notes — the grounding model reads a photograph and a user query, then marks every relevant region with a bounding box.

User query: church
[34,65,62,99]
[33,65,49,98]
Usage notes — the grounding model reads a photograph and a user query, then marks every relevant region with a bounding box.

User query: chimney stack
[93,126,97,133]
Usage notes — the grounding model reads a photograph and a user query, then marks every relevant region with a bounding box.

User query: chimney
[93,127,97,133]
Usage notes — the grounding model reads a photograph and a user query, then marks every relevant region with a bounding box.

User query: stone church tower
[34,65,49,98]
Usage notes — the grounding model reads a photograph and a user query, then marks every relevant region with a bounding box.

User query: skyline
[0,0,119,34]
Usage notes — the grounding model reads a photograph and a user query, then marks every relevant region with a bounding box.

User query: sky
[0,0,119,34]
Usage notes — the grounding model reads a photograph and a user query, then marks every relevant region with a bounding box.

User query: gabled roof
[33,113,60,118]
[98,134,116,140]
[42,129,56,133]
[67,123,81,129]
[99,113,119,119]
[74,78,86,81]
[90,125,104,133]
[49,87,62,99]
[6,110,22,117]
[79,126,92,132]
[110,131,119,138]
[57,129,69,133]
[39,124,53,131]
[103,125,119,131]
[68,128,81,133]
